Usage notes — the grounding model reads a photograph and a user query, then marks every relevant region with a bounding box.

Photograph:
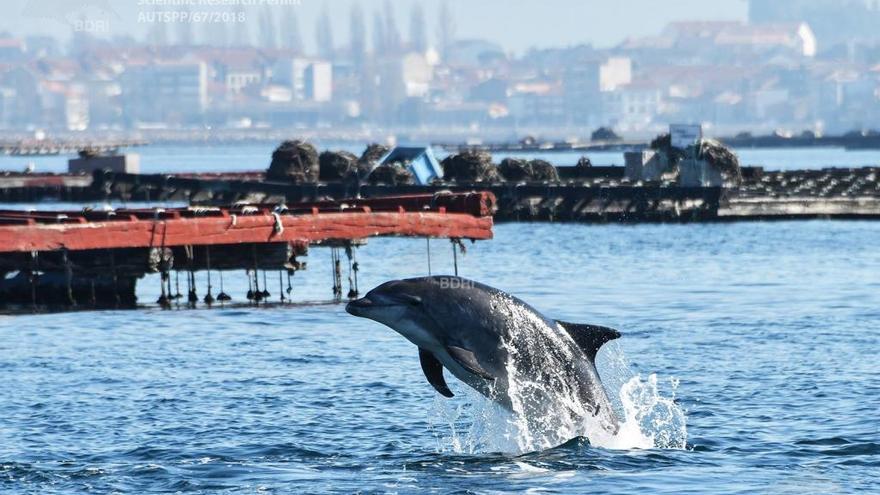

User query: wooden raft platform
[0,192,495,309]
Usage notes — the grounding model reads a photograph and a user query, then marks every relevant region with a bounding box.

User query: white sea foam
[429,302,687,454]
[430,371,687,454]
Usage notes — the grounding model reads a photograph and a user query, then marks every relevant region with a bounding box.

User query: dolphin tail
[556,321,621,362]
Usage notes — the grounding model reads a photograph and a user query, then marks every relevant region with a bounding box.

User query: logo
[22,0,120,33]
[437,277,475,290]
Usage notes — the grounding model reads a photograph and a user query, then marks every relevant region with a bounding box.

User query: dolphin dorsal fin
[419,348,454,398]
[556,321,621,362]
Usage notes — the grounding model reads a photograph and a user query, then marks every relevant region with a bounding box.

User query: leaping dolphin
[346,276,621,435]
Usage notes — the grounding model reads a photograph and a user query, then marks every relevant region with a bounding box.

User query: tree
[409,2,427,53]
[350,3,366,64]
[231,5,250,46]
[147,6,168,46]
[203,18,228,47]
[372,10,385,56]
[316,7,335,59]
[383,0,401,54]
[281,8,303,54]
[437,0,455,60]
[176,5,193,46]
[258,6,277,49]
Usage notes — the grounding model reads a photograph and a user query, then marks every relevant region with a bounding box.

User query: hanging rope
[261,270,270,299]
[246,269,255,301]
[109,249,120,307]
[185,245,197,307]
[157,233,171,309]
[426,238,432,276]
[331,248,342,300]
[174,270,182,301]
[29,251,38,310]
[278,270,285,303]
[348,245,360,299]
[286,269,293,298]
[62,248,75,306]
[251,245,262,302]
[451,238,466,277]
[345,244,358,299]
[217,268,231,302]
[203,246,214,305]
[157,270,170,309]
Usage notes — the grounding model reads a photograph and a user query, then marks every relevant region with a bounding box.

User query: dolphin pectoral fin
[556,320,621,362]
[446,346,495,380]
[419,348,454,398]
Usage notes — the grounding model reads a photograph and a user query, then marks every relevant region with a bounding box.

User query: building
[38,81,90,131]
[225,67,261,95]
[304,61,332,102]
[603,80,664,130]
[749,0,880,47]
[273,58,333,102]
[509,81,566,125]
[663,21,817,58]
[121,61,208,124]
[563,57,632,125]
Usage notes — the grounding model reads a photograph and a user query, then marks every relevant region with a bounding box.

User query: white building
[273,59,333,102]
[603,81,664,130]
[225,68,261,95]
[563,57,633,125]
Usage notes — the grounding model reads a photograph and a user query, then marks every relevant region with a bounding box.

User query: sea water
[1,220,878,493]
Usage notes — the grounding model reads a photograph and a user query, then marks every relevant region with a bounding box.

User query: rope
[452,239,459,276]
[203,246,214,305]
[451,238,466,276]
[345,244,358,299]
[331,248,342,300]
[272,212,284,236]
[278,270,285,302]
[29,251,38,310]
[261,270,270,299]
[62,248,75,306]
[217,269,231,302]
[246,269,255,301]
[156,223,170,309]
[351,248,361,297]
[426,238,432,276]
[109,250,120,307]
[251,245,262,302]
[185,245,197,306]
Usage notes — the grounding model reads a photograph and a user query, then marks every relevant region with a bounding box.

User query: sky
[1,0,749,54]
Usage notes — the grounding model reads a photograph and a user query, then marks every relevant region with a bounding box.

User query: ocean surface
[2,143,880,174]
[1,219,879,494]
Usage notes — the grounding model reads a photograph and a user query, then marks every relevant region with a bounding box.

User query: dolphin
[346,276,621,435]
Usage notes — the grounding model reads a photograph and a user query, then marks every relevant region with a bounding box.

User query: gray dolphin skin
[346,276,621,434]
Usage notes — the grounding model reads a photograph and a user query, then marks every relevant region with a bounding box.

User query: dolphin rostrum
[346,276,621,436]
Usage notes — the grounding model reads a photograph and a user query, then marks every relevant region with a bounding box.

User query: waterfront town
[0,0,879,141]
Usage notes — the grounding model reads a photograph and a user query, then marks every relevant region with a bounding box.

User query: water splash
[429,339,687,455]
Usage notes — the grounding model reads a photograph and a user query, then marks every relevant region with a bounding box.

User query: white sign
[670,124,703,149]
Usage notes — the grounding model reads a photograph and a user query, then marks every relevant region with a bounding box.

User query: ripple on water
[1,221,879,493]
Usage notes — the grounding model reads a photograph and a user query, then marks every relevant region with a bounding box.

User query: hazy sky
[1,0,749,53]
